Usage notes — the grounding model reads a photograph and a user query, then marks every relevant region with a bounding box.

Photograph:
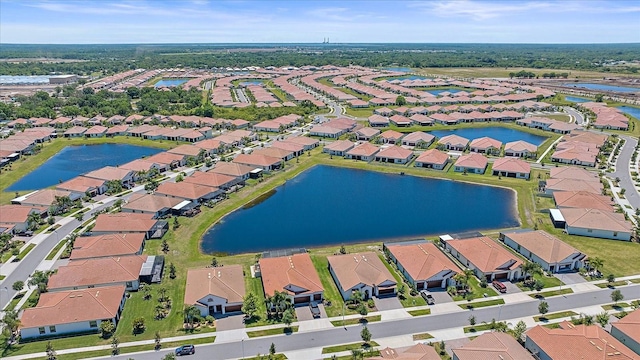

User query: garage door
[427,280,443,288]
[494,273,508,280]
[225,305,242,313]
[294,295,311,304]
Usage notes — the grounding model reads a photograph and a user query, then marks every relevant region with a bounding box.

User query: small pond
[427,89,470,96]
[428,127,547,145]
[386,75,431,81]
[7,144,162,191]
[563,83,640,93]
[617,106,640,120]
[154,79,188,87]
[383,67,413,73]
[564,96,591,103]
[201,165,518,254]
[240,81,264,86]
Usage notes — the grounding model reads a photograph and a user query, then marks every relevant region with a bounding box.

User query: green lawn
[310,255,352,317]
[321,341,379,354]
[21,289,40,309]
[459,298,505,310]
[602,303,629,311]
[452,277,498,301]
[13,243,36,262]
[408,309,431,316]
[412,333,434,341]
[247,326,298,338]
[330,315,381,327]
[534,310,578,322]
[5,292,25,311]
[377,254,426,307]
[463,323,498,333]
[243,354,287,360]
[344,107,375,118]
[516,273,563,291]
[528,288,573,299]
[45,240,67,260]
[596,280,628,288]
[543,114,572,123]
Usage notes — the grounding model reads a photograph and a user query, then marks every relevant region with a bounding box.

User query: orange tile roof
[253,147,294,159]
[386,242,460,282]
[504,140,537,153]
[168,144,202,157]
[327,252,396,291]
[145,152,185,165]
[48,255,147,290]
[324,140,355,152]
[553,191,614,211]
[560,208,633,233]
[233,153,281,168]
[183,171,236,188]
[271,141,305,153]
[438,134,469,148]
[453,332,535,360]
[122,193,183,213]
[376,146,413,160]
[156,181,219,200]
[92,213,157,233]
[21,285,126,329]
[380,130,404,140]
[70,233,145,260]
[502,230,583,264]
[373,343,441,360]
[347,143,380,157]
[285,136,319,147]
[469,136,502,150]
[526,322,639,360]
[209,162,254,177]
[84,166,134,182]
[21,189,75,207]
[259,253,324,297]
[402,132,435,143]
[454,153,488,169]
[612,309,640,347]
[184,265,246,306]
[549,166,600,182]
[0,204,42,224]
[545,178,603,194]
[57,176,106,193]
[492,157,530,174]
[118,159,161,172]
[415,149,449,165]
[446,236,522,274]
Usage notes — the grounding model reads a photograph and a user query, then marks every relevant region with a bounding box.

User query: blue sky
[1,0,639,44]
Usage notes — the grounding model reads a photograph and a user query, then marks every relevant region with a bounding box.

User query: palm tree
[183,305,200,329]
[454,269,474,291]
[27,212,41,231]
[1,310,21,343]
[522,261,543,285]
[351,289,364,305]
[590,257,604,276]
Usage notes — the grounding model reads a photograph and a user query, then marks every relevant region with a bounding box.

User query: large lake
[563,83,640,93]
[201,165,519,254]
[155,79,187,87]
[7,144,162,191]
[564,96,591,103]
[428,127,547,145]
[617,106,640,120]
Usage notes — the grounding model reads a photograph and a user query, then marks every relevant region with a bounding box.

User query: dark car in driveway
[309,301,321,318]
[175,345,195,356]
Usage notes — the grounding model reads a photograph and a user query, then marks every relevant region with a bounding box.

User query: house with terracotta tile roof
[374,107,394,116]
[92,213,167,239]
[552,191,614,212]
[453,332,535,360]
[84,166,137,187]
[415,149,449,170]
[327,252,397,300]
[500,230,586,273]
[48,255,148,291]
[437,134,469,151]
[323,140,355,156]
[346,143,380,161]
[63,126,88,138]
[549,166,600,183]
[271,141,305,157]
[389,115,412,127]
[121,193,183,218]
[551,144,598,167]
[372,343,441,360]
[283,136,320,150]
[379,130,404,144]
[70,233,145,260]
[560,208,633,241]
[356,127,381,141]
[194,138,226,155]
[258,253,324,304]
[469,136,502,155]
[183,171,241,190]
[185,265,246,316]
[119,158,169,174]
[105,125,129,137]
[385,241,459,290]
[454,153,488,174]
[525,322,639,360]
[167,144,204,158]
[20,285,126,340]
[156,181,223,203]
[442,236,523,281]
[233,153,282,172]
[401,132,435,147]
[375,146,414,164]
[56,176,107,196]
[253,120,283,132]
[145,152,187,169]
[309,125,345,138]
[504,140,538,158]
[14,189,82,209]
[209,162,254,181]
[84,125,108,138]
[253,147,295,162]
[410,114,434,126]
[0,204,46,234]
[544,178,603,195]
[368,114,390,127]
[611,308,640,355]
[491,157,531,179]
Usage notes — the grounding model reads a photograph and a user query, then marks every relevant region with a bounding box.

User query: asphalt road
[563,106,585,125]
[613,135,640,209]
[111,285,640,360]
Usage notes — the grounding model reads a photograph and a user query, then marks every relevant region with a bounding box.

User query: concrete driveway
[214,313,246,331]
[295,303,327,320]
[503,281,522,294]
[554,272,586,285]
[424,289,454,304]
[374,296,403,311]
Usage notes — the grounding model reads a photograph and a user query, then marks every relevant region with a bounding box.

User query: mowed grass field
[416,67,640,79]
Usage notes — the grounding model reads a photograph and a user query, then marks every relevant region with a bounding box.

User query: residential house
[414,149,449,170]
[410,114,434,126]
[611,309,640,355]
[368,114,389,127]
[185,265,246,316]
[525,322,639,360]
[119,158,169,174]
[379,130,404,144]
[500,230,586,273]
[271,141,305,157]
[156,181,223,204]
[454,153,488,174]
[504,140,538,158]
[56,176,107,196]
[309,125,345,138]
[469,136,502,155]
[453,332,535,360]
[48,255,148,291]
[258,253,324,304]
[63,126,88,138]
[194,139,226,156]
[345,143,380,161]
[84,166,137,188]
[549,166,600,183]
[442,236,523,281]
[20,285,126,339]
[92,213,167,239]
[552,191,615,212]
[209,162,254,181]
[323,140,355,156]
[0,204,46,234]
[84,125,108,138]
[121,193,183,218]
[560,208,633,241]
[183,171,241,190]
[13,189,82,210]
[70,233,146,260]
[389,115,412,127]
[327,252,397,300]
[385,241,459,290]
[284,136,320,151]
[544,178,603,195]
[401,132,435,147]
[372,344,440,360]
[356,127,381,141]
[375,146,413,164]
[145,152,187,169]
[437,134,469,151]
[491,157,531,179]
[253,147,295,162]
[233,153,282,172]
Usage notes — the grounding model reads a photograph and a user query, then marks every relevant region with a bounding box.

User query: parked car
[419,290,435,305]
[493,280,507,293]
[309,301,321,318]
[175,345,195,356]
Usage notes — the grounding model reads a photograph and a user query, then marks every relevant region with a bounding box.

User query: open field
[416,67,640,79]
